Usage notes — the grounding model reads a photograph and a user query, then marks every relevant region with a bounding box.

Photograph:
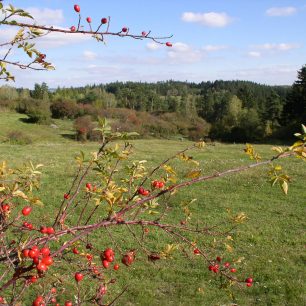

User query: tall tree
[283,65,306,124]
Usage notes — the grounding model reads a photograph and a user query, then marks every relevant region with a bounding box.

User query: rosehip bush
[0,118,305,304]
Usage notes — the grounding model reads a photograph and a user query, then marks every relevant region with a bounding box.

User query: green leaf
[0,3,3,10]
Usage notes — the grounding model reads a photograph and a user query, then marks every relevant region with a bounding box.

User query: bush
[74,115,95,141]
[50,100,80,119]
[5,130,32,145]
[17,99,52,124]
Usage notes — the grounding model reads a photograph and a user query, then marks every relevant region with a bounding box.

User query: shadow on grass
[61,133,77,141]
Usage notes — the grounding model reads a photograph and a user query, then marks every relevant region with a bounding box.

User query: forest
[0,65,305,143]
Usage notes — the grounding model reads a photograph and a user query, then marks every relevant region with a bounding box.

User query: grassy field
[0,112,305,306]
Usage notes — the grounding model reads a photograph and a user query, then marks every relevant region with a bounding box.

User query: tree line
[0,65,305,142]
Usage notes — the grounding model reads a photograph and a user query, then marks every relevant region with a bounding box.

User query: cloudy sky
[0,0,305,88]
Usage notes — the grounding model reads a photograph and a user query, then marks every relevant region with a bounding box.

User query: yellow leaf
[163,165,176,175]
[281,181,288,195]
[225,243,233,253]
[0,187,5,192]
[12,190,28,200]
[185,170,201,179]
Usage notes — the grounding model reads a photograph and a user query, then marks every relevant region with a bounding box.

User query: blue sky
[1,0,305,88]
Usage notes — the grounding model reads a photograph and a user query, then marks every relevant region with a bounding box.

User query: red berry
[32,245,39,251]
[101,18,108,24]
[65,302,73,306]
[246,282,252,287]
[86,254,93,261]
[142,31,147,36]
[29,249,39,259]
[103,248,115,259]
[29,275,38,283]
[208,265,214,271]
[122,27,128,33]
[33,296,44,306]
[50,297,57,304]
[193,248,200,255]
[86,17,92,23]
[72,247,79,254]
[114,264,119,270]
[138,187,145,195]
[246,277,253,283]
[51,287,57,294]
[166,42,172,47]
[152,180,159,188]
[40,226,48,234]
[22,206,32,216]
[144,228,149,233]
[70,26,76,32]
[102,259,109,269]
[230,268,237,273]
[27,223,34,230]
[1,204,10,212]
[74,5,80,13]
[75,272,84,282]
[0,297,4,303]
[122,254,134,266]
[41,256,53,266]
[32,257,39,265]
[46,227,55,235]
[22,249,30,257]
[64,193,70,200]
[216,256,222,262]
[100,285,107,295]
[142,190,149,196]
[224,262,230,268]
[36,262,48,272]
[86,183,92,190]
[40,247,50,257]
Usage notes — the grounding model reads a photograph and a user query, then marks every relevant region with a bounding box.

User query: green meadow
[0,112,305,305]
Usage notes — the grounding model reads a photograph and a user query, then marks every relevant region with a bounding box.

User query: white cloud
[266,7,297,17]
[248,51,261,58]
[83,50,98,61]
[254,43,300,51]
[146,42,161,51]
[26,8,64,25]
[0,7,64,25]
[202,45,228,52]
[167,42,203,63]
[182,12,233,27]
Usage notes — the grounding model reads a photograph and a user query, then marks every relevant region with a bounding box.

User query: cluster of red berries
[32,289,71,306]
[71,4,172,47]
[23,221,34,230]
[40,226,55,235]
[102,248,120,270]
[208,256,237,274]
[152,180,165,189]
[23,245,53,273]
[85,182,97,192]
[138,186,150,196]
[245,277,253,287]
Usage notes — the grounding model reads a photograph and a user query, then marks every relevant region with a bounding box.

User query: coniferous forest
[0,65,305,143]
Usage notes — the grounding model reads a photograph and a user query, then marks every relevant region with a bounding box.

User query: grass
[0,112,305,305]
